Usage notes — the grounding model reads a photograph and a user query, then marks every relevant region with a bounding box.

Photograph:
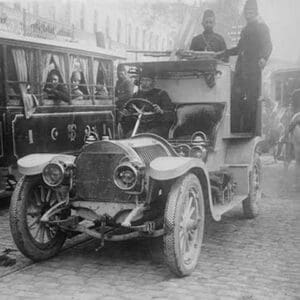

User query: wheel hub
[26,184,60,245]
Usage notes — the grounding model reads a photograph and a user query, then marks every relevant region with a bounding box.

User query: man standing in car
[225,0,272,133]
[190,9,227,59]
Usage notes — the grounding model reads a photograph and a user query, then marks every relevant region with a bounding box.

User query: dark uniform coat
[190,31,227,53]
[227,19,272,133]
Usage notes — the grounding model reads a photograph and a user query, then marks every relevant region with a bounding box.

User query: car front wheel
[164,173,205,277]
[9,175,67,261]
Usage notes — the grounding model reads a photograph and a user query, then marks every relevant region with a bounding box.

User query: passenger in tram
[44,69,69,103]
[94,68,108,98]
[70,71,84,101]
[95,84,108,98]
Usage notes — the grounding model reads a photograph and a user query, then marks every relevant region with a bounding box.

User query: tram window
[93,59,113,100]
[7,47,39,111]
[0,47,4,104]
[7,48,21,103]
[70,55,90,102]
[42,51,69,104]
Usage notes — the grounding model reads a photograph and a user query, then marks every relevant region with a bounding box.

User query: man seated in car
[119,70,175,139]
[44,69,69,103]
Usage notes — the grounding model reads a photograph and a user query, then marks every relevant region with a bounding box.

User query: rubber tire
[9,175,66,261]
[163,173,205,277]
[243,153,262,219]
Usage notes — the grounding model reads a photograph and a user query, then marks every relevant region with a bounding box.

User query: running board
[212,194,248,220]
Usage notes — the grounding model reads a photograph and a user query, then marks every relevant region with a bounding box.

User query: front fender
[18,154,76,176]
[149,157,218,221]
[225,136,262,166]
[149,157,207,181]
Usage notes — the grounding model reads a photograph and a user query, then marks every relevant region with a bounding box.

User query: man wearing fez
[190,9,227,56]
[225,0,272,133]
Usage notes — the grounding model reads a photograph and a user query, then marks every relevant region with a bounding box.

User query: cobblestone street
[0,156,299,300]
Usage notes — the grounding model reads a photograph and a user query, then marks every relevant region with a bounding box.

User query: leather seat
[169,103,226,143]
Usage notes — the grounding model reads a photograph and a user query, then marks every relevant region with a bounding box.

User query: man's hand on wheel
[153,104,163,114]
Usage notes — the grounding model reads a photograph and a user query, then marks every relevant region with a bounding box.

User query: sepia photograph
[0,0,299,299]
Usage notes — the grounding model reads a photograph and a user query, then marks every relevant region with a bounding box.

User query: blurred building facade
[0,0,175,60]
[0,0,246,61]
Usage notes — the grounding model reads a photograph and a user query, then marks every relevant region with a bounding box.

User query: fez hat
[244,0,258,13]
[202,9,215,21]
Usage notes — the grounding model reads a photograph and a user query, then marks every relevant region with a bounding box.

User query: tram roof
[0,31,126,60]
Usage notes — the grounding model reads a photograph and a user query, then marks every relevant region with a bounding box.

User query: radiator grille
[76,152,126,202]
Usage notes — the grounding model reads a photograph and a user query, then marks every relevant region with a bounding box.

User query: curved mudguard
[225,136,262,166]
[18,153,76,176]
[224,136,262,196]
[149,156,207,180]
[149,157,217,220]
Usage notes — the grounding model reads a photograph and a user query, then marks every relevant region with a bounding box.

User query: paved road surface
[0,156,299,300]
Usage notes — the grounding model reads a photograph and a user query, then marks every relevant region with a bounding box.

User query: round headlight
[42,163,65,187]
[114,163,138,191]
[190,146,203,159]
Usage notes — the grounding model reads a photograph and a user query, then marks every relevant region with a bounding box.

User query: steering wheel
[122,98,157,121]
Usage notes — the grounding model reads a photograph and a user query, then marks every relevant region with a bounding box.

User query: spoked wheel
[243,152,262,218]
[164,173,204,277]
[9,175,67,261]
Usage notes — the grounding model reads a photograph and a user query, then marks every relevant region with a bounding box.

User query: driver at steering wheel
[119,70,175,139]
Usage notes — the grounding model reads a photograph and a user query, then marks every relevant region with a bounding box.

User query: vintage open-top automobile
[10,53,262,277]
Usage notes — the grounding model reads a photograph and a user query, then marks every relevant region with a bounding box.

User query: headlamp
[42,162,65,187]
[114,162,139,191]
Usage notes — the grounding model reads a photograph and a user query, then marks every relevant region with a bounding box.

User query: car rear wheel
[243,153,262,218]
[9,175,67,261]
[164,173,204,277]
